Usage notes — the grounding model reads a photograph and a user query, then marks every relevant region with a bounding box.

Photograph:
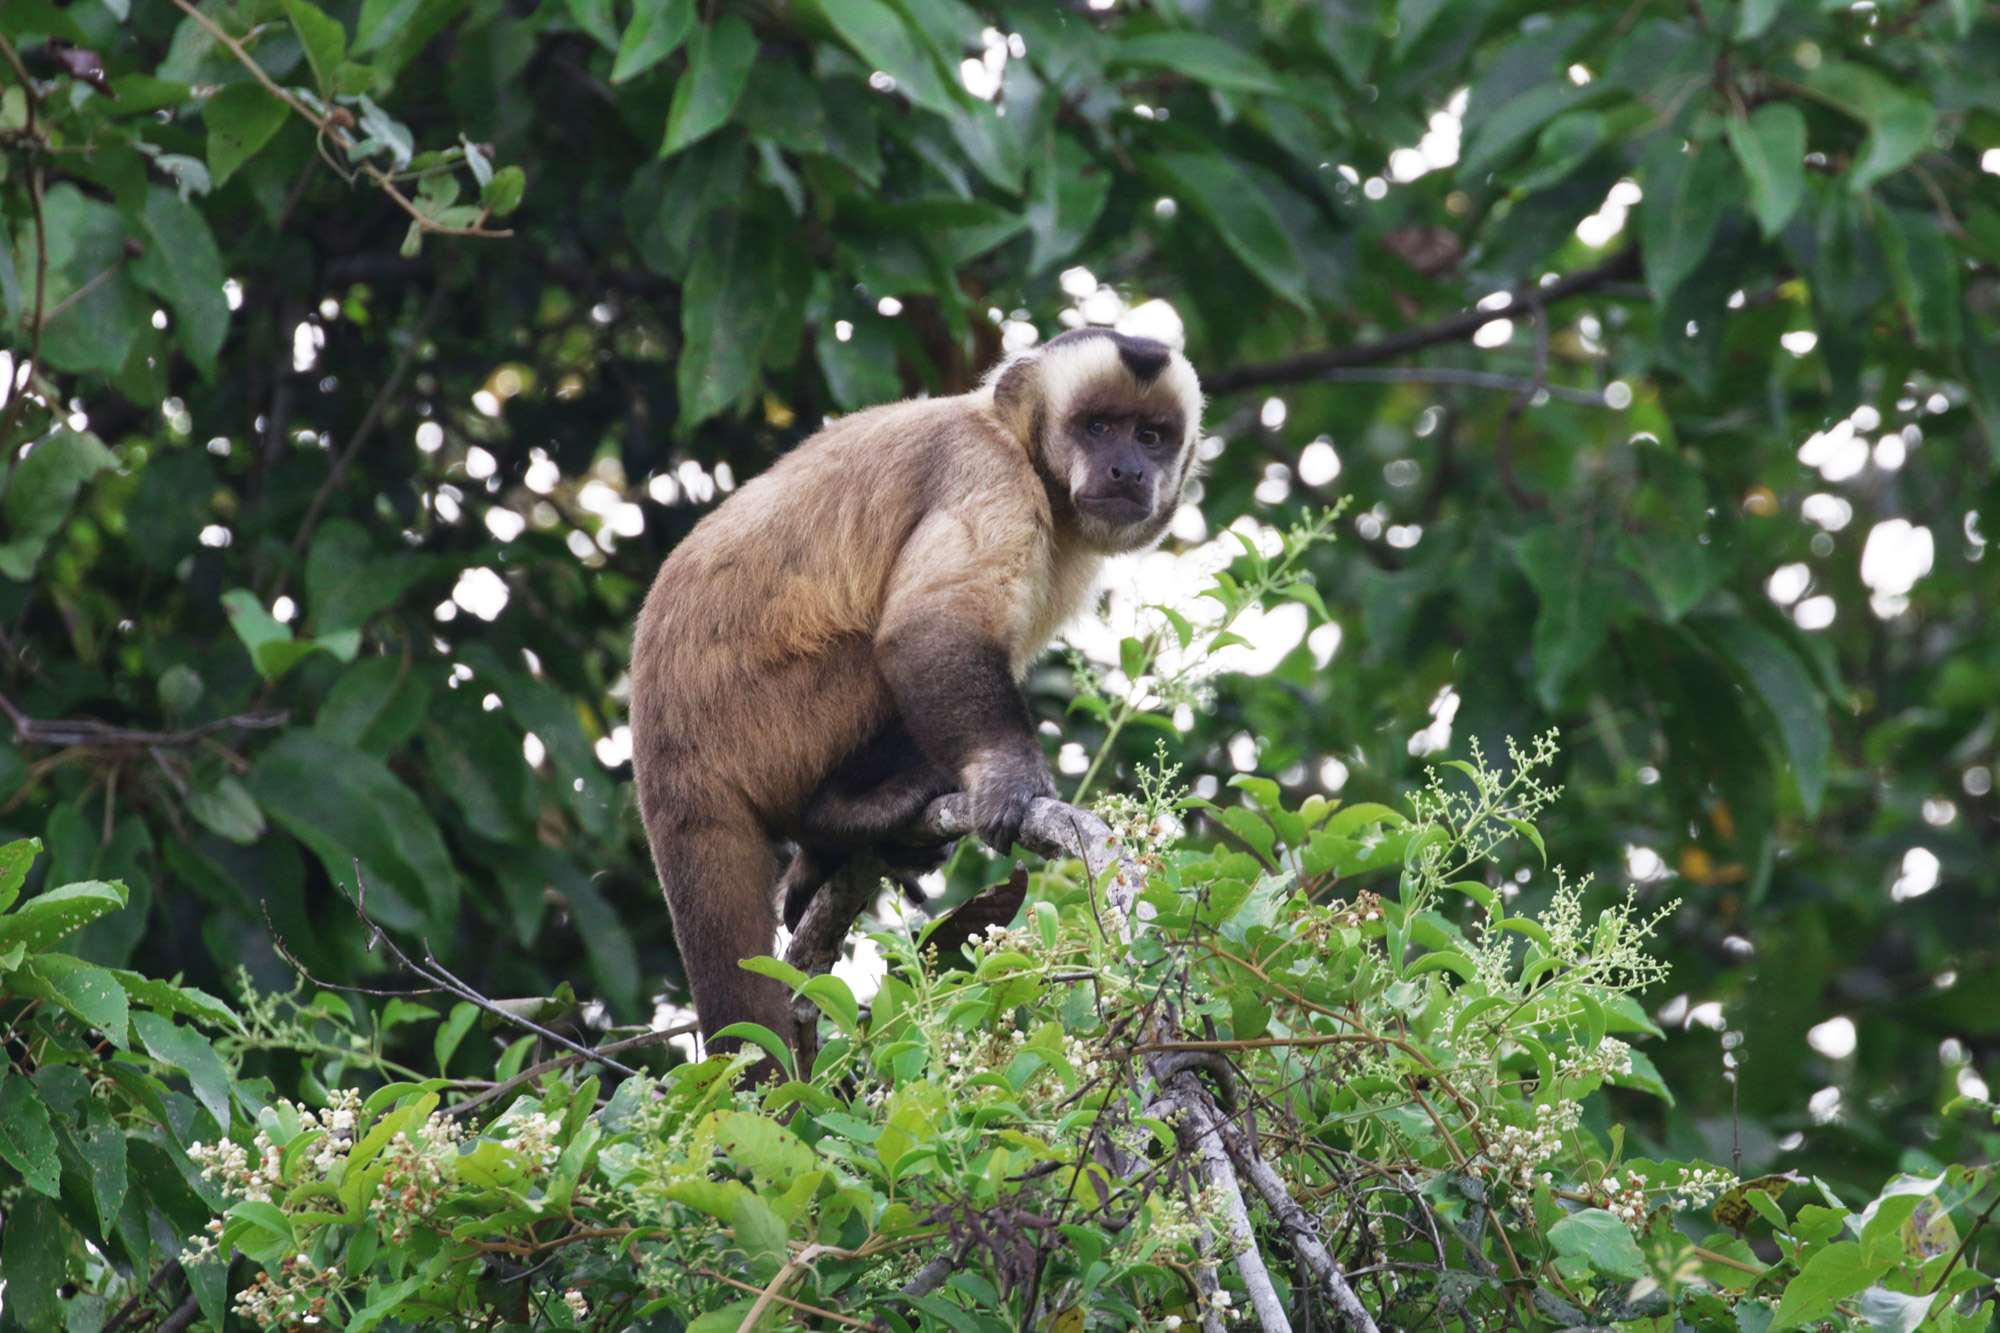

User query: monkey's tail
[650,805,793,1064]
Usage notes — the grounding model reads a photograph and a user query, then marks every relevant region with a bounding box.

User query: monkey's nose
[1107,462,1145,484]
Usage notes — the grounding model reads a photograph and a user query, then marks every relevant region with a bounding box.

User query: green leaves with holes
[0,1077,61,1197]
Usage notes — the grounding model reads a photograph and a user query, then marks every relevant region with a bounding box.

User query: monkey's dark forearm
[878,632,1044,774]
[876,630,1053,850]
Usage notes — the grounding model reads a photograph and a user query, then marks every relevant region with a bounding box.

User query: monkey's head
[988,328,1205,552]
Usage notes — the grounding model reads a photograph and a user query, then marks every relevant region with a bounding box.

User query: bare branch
[1206,247,1641,396]
[0,692,290,749]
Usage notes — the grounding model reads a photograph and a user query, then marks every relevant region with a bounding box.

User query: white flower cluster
[234,1255,337,1326]
[929,1019,1105,1095]
[1671,1165,1737,1210]
[1600,1171,1652,1227]
[1561,1035,1635,1081]
[1475,1101,1579,1191]
[562,1288,589,1320]
[189,1090,368,1209]
[498,1110,564,1168]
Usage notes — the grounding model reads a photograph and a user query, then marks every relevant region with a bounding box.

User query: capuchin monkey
[629,328,1205,1062]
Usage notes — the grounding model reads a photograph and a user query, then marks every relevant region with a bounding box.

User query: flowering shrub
[7,722,1992,1333]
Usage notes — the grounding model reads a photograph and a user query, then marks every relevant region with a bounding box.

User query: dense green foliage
[3,745,1992,1331]
[6,0,2000,1324]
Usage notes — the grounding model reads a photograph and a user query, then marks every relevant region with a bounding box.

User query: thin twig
[37,256,129,329]
[0,692,290,749]
[1205,247,1641,395]
[161,0,510,240]
[688,1265,879,1330]
[1928,1184,2000,1295]
[442,1023,694,1118]
[1311,366,1608,406]
[1490,305,1550,509]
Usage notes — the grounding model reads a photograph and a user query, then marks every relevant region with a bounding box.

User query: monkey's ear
[990,355,1044,448]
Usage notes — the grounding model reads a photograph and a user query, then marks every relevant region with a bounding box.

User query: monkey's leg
[779,843,847,931]
[787,754,956,929]
[652,807,792,1071]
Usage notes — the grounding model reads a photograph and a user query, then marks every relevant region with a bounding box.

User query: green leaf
[0,837,38,913]
[248,730,459,931]
[203,83,288,188]
[70,1101,128,1231]
[821,0,958,118]
[1802,61,1936,194]
[24,953,129,1045]
[1515,527,1617,709]
[612,0,692,83]
[282,0,347,95]
[0,1194,64,1332]
[565,0,618,49]
[0,880,127,952]
[0,1076,61,1197]
[1113,32,1280,94]
[1457,83,1586,184]
[1876,205,1961,347]
[185,775,267,844]
[713,1110,816,1187]
[1504,818,1547,866]
[677,209,808,427]
[480,164,526,216]
[1771,1243,1894,1329]
[0,428,117,582]
[111,971,239,1029]
[1857,1286,1936,1333]
[1695,616,1829,815]
[1148,150,1308,308]
[130,186,230,377]
[800,974,861,1034]
[1218,806,1277,862]
[132,1011,234,1127]
[1547,1208,1645,1278]
[434,1000,479,1071]
[1641,136,1736,303]
[662,15,757,155]
[1727,103,1807,239]
[1737,0,1783,38]
[710,1022,793,1078]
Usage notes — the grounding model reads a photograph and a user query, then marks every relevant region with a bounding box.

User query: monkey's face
[1059,398,1190,550]
[1006,328,1205,553]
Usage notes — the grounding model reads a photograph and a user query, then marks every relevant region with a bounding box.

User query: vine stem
[160,0,510,240]
[1927,1181,2000,1295]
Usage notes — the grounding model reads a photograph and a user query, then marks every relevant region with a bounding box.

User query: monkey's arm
[874,512,1057,853]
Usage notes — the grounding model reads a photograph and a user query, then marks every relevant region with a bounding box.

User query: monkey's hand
[967,756,1057,853]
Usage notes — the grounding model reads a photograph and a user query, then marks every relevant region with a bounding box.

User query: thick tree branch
[1206,247,1641,396]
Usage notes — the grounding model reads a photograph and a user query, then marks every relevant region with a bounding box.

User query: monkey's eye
[1137,427,1162,447]
[1087,419,1110,436]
